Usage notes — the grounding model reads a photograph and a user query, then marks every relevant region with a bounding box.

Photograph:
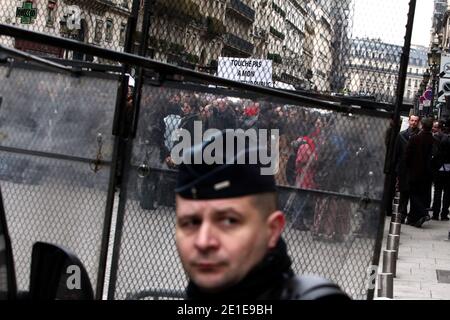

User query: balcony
[305,21,315,34]
[227,0,255,24]
[224,33,254,56]
[63,0,131,14]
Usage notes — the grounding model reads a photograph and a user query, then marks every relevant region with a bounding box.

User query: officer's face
[175,195,284,293]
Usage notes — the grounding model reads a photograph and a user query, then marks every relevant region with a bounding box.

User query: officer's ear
[266,211,285,249]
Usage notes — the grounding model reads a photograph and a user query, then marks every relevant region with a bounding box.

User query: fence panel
[110,81,389,300]
[141,0,409,103]
[0,64,118,295]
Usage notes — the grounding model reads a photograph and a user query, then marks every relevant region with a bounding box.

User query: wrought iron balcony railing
[227,0,255,24]
[224,32,254,56]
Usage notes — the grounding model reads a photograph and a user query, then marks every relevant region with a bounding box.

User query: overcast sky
[352,0,434,47]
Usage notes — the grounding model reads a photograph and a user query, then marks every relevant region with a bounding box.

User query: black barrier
[0,184,17,300]
[0,63,118,297]
[107,80,389,300]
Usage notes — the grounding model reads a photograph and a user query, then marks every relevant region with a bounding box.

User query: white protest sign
[218,57,273,87]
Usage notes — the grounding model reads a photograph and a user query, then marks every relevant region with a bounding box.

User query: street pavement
[377,215,450,300]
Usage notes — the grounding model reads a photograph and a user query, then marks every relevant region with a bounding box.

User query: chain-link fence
[0,62,118,296]
[107,80,389,300]
[0,30,390,300]
[141,0,410,103]
[0,1,411,103]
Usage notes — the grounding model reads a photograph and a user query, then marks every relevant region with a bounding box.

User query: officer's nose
[194,222,219,251]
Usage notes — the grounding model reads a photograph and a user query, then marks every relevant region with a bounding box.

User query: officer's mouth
[193,262,224,271]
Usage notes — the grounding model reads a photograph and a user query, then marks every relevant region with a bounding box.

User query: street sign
[16,1,37,25]
[441,54,450,78]
[439,79,450,103]
[424,89,433,100]
[439,54,450,102]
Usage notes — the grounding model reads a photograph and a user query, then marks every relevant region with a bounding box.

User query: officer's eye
[179,217,202,229]
[220,216,239,226]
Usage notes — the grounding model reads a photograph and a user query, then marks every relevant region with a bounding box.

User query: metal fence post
[377,273,394,299]
[105,0,142,300]
[387,234,400,260]
[382,249,397,278]
[389,222,401,236]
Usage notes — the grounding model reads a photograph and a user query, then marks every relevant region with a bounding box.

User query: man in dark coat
[405,117,435,227]
[392,115,420,223]
[207,98,237,131]
[174,131,349,300]
[431,127,450,221]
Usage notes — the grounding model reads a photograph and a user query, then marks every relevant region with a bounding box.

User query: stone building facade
[1,0,354,92]
[345,38,427,104]
[1,0,132,59]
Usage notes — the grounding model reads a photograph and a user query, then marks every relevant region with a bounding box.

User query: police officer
[173,130,349,300]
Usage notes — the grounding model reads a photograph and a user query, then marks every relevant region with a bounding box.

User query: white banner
[218,57,273,87]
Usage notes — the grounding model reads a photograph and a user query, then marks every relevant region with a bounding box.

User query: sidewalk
[378,216,450,300]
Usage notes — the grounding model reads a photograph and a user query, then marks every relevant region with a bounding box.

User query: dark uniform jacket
[185,239,349,300]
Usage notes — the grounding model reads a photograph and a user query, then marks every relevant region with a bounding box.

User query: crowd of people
[391,115,450,228]
[136,90,384,242]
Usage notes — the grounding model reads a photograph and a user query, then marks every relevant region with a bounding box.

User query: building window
[408,78,411,86]
[46,1,57,27]
[94,19,104,43]
[105,19,113,43]
[119,22,127,46]
[121,0,128,8]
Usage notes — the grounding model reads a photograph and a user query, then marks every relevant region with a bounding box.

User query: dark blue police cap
[175,130,276,200]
